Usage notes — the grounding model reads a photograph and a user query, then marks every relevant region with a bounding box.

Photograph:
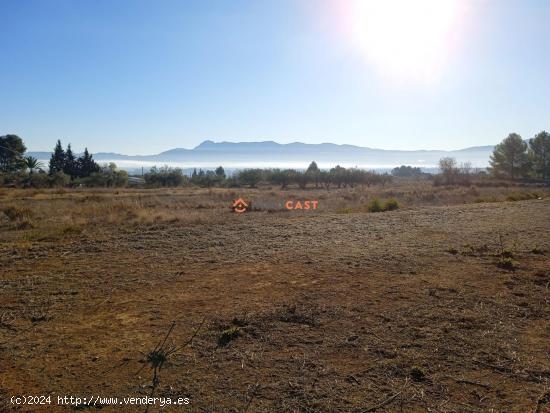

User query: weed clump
[367,198,383,213]
[410,366,426,382]
[461,244,489,256]
[218,326,241,347]
[26,303,51,323]
[14,219,34,230]
[500,249,514,259]
[367,198,400,213]
[505,192,539,202]
[474,197,499,203]
[1,206,32,221]
[494,234,516,270]
[1,206,35,231]
[338,207,354,214]
[497,257,516,270]
[383,198,400,211]
[275,304,318,326]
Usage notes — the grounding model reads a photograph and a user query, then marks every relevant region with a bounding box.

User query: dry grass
[1,183,548,243]
[0,183,549,412]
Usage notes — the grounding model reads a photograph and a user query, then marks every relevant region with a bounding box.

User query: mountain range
[28,140,497,170]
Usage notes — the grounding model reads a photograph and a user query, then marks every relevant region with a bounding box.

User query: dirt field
[1,186,549,412]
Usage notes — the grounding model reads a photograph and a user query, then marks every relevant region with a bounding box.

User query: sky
[1,0,549,154]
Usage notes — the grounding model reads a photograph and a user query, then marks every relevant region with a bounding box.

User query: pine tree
[77,148,99,177]
[528,131,550,180]
[489,133,530,179]
[63,144,77,178]
[49,140,65,175]
[215,166,226,179]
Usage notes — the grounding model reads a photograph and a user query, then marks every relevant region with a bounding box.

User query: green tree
[63,144,78,178]
[24,156,44,174]
[202,170,219,187]
[528,131,550,180]
[329,165,346,188]
[306,161,320,188]
[144,166,186,187]
[490,133,530,179]
[319,170,331,189]
[236,169,263,187]
[96,163,128,187]
[391,165,423,178]
[269,169,294,189]
[77,148,100,177]
[215,166,226,180]
[49,140,66,175]
[296,170,309,189]
[0,134,27,173]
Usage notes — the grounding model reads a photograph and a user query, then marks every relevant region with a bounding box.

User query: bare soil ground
[1,186,549,412]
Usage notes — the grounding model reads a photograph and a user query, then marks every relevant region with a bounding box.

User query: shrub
[367,198,400,212]
[497,257,516,270]
[85,171,128,187]
[27,172,50,188]
[383,198,400,211]
[367,197,384,213]
[500,249,514,259]
[49,171,71,187]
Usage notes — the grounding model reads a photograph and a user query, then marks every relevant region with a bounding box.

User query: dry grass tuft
[1,205,33,221]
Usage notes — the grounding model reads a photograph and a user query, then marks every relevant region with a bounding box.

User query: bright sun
[348,0,464,83]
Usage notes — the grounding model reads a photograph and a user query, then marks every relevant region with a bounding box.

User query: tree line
[48,139,101,178]
[433,131,550,185]
[144,162,394,188]
[110,131,550,189]
[2,131,549,188]
[0,135,128,187]
[46,140,128,186]
[489,132,550,180]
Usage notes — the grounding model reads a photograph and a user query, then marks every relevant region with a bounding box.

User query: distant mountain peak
[194,140,216,149]
[194,140,283,151]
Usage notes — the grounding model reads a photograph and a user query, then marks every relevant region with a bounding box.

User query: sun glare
[348,0,464,83]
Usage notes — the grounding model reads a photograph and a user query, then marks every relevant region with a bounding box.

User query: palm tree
[24,156,44,174]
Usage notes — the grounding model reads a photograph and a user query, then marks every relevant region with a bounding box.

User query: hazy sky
[1,0,549,154]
